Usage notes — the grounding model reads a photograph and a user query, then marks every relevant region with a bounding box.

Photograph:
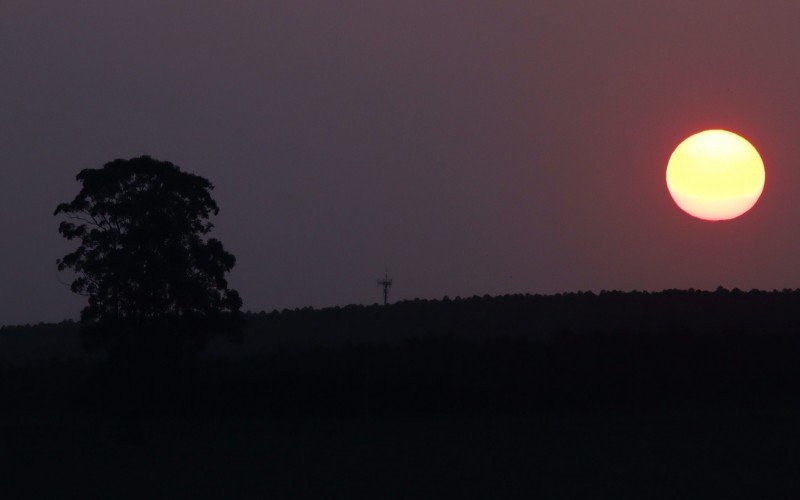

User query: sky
[3,1,800,325]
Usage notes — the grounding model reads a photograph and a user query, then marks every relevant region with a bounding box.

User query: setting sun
[666,130,765,221]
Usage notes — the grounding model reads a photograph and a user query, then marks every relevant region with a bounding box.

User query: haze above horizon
[2,1,799,324]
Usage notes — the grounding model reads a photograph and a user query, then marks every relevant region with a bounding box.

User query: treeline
[4,288,800,417]
[8,288,800,360]
[231,287,800,355]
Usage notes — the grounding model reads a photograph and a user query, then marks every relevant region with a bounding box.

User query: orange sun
[666,129,765,221]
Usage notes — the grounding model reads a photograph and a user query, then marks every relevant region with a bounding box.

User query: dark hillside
[3,288,800,416]
[6,288,800,363]
[214,288,800,356]
[0,320,83,363]
[5,289,800,497]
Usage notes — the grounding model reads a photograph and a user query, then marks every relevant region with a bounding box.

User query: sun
[666,129,765,221]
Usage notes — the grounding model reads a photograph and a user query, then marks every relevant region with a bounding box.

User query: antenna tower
[377,272,393,305]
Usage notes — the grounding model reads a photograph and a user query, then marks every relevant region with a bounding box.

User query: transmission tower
[377,272,393,305]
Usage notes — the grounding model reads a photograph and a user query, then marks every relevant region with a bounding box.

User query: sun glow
[666,130,765,221]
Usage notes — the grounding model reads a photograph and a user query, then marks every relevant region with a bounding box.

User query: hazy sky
[3,1,800,325]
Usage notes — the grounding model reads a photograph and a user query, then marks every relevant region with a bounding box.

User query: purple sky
[2,1,800,325]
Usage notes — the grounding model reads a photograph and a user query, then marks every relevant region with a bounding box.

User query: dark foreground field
[3,408,799,498]
[4,290,800,497]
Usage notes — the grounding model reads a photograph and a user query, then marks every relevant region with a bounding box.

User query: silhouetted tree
[54,156,243,362]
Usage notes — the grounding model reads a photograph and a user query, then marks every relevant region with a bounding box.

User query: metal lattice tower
[377,272,393,305]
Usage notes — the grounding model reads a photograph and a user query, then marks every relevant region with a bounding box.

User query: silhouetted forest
[4,288,800,417]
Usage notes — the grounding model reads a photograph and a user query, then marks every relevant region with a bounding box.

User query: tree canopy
[54,156,243,356]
